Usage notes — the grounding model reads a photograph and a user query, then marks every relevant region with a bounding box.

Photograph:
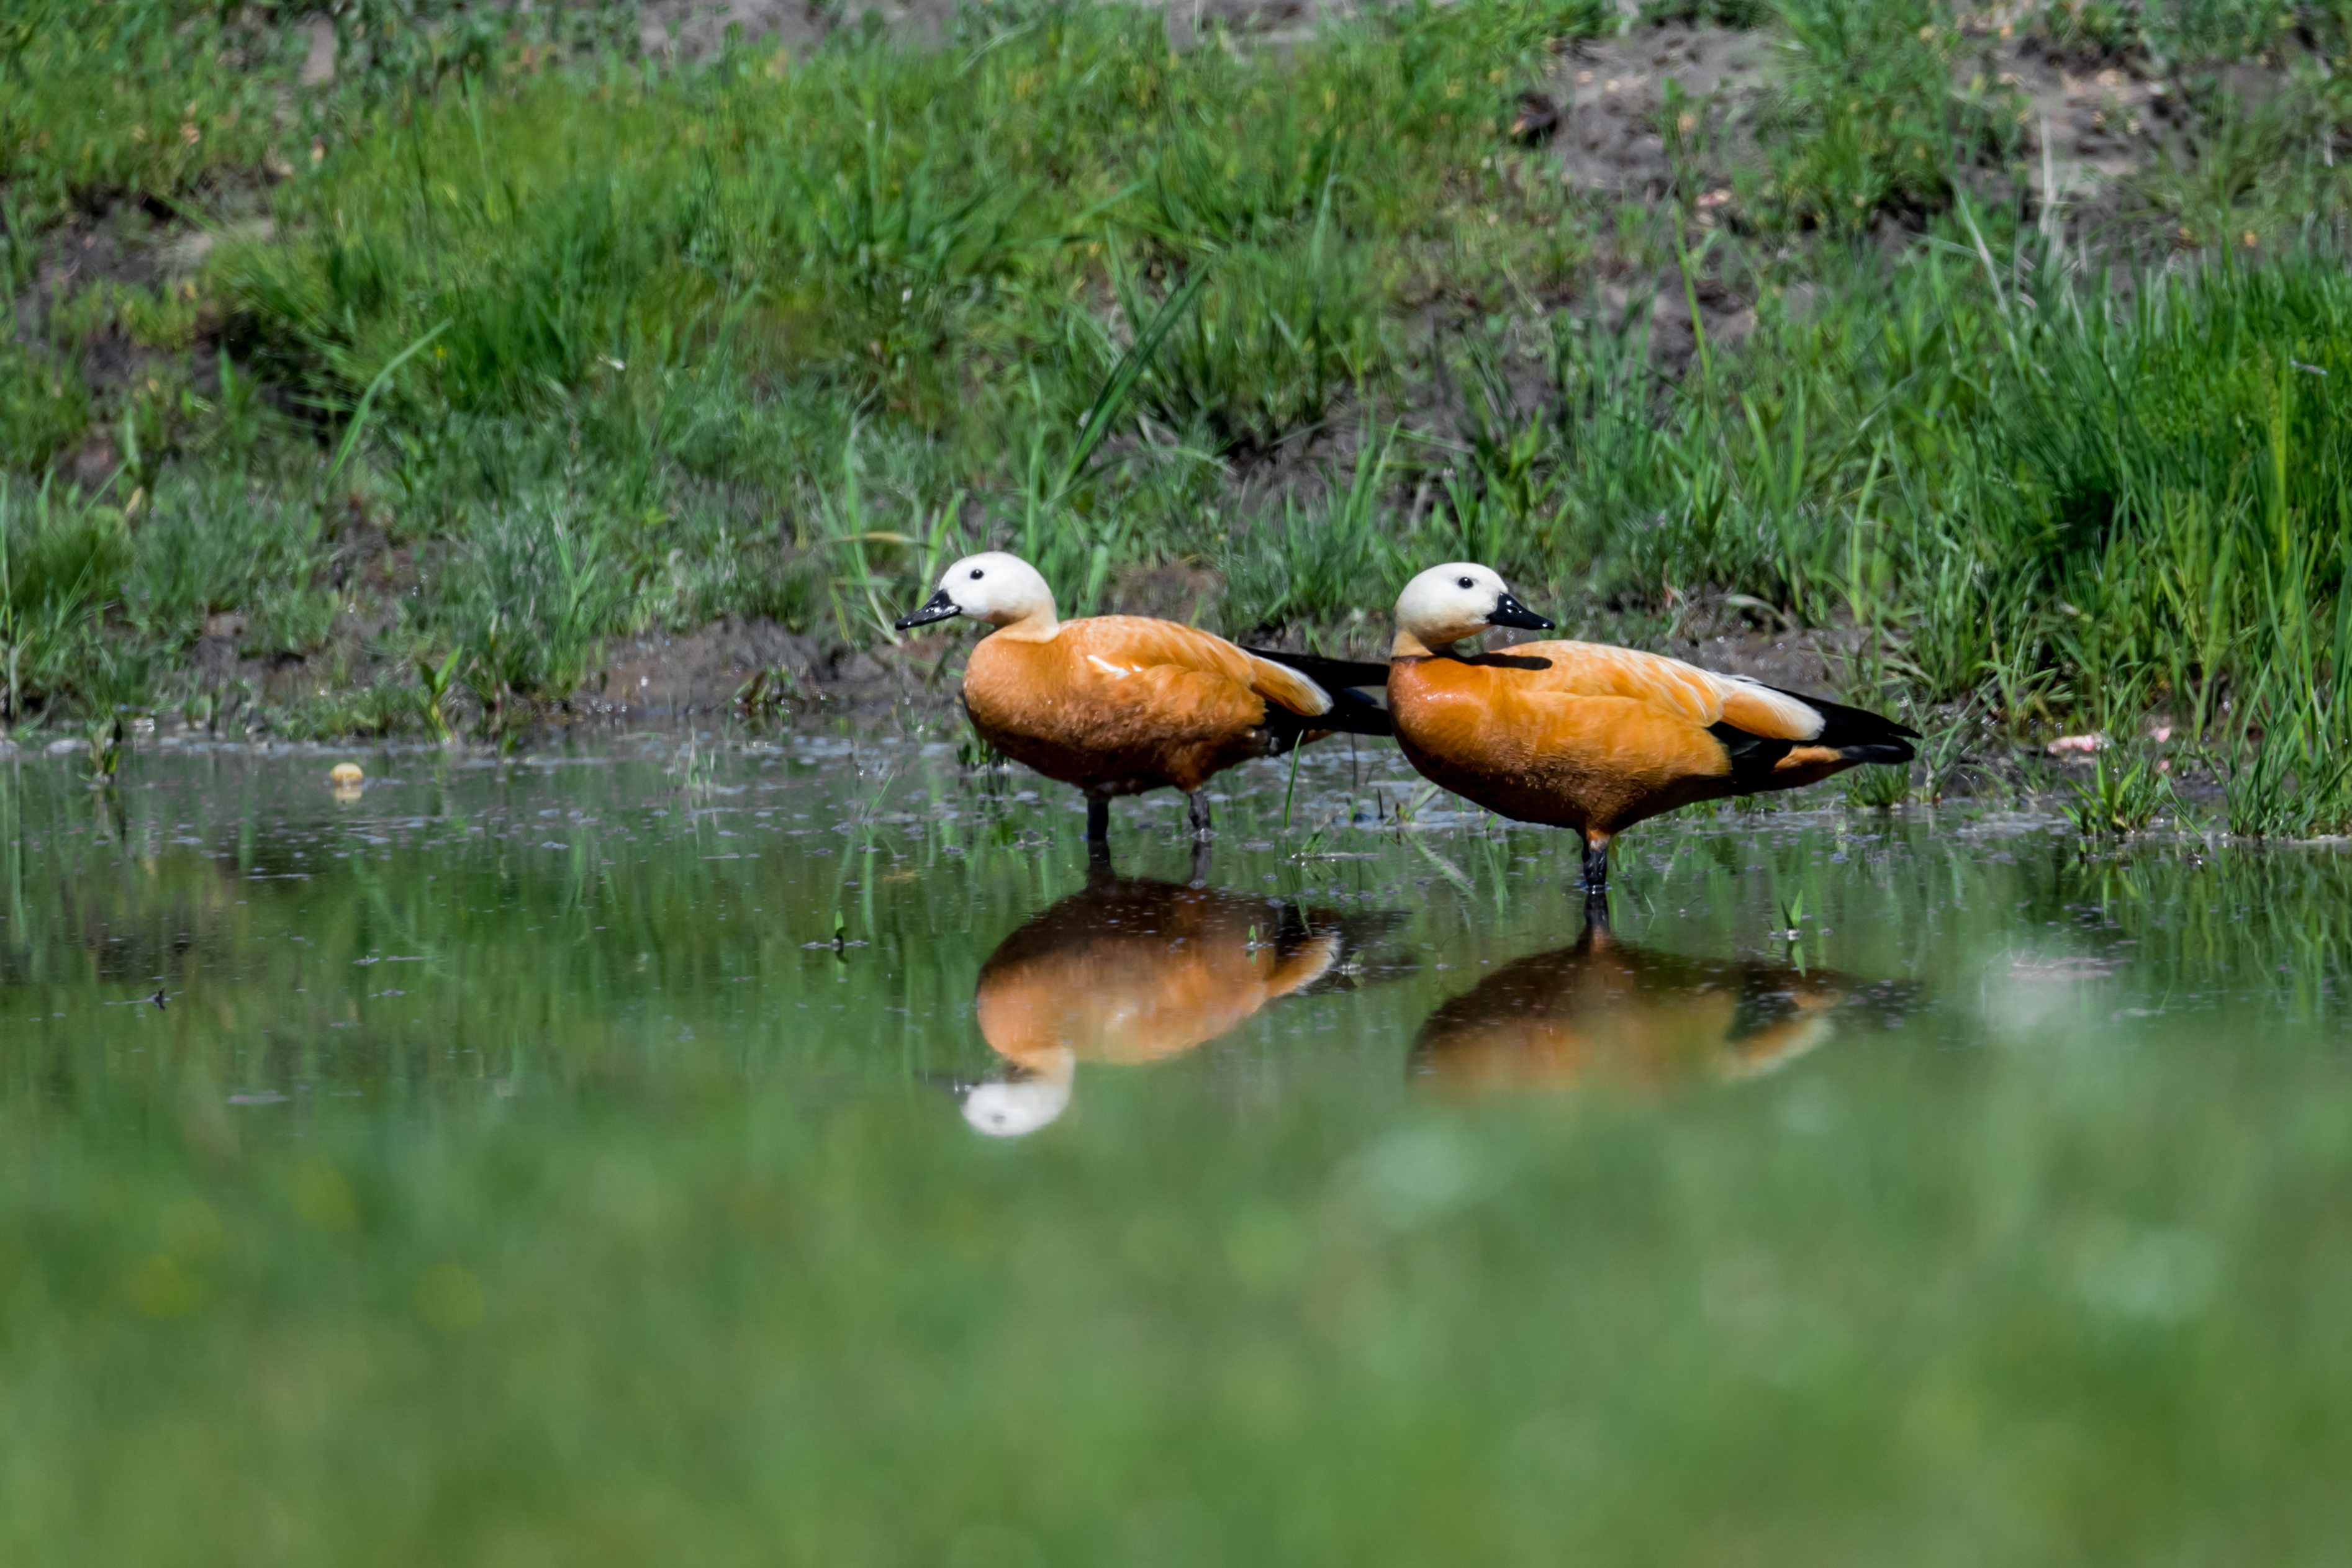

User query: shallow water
[8,731,2349,1130]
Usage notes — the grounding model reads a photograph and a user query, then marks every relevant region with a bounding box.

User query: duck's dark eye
[969,569,984,580]
[1457,576,1475,590]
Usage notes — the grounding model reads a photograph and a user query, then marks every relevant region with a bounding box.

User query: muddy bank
[576,593,1859,721]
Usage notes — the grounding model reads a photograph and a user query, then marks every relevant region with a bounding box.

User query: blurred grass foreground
[5,998,2349,1564]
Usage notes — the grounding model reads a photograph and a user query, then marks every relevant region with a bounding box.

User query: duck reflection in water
[1411,897,1863,1094]
[962,851,1386,1136]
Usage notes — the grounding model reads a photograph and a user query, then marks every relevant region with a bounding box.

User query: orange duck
[1411,911,1852,1095]
[1385,563,1917,890]
[959,868,1365,1136]
[897,552,1386,840]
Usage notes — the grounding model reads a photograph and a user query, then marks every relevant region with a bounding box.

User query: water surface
[7,732,2345,1125]
[6,732,2352,1566]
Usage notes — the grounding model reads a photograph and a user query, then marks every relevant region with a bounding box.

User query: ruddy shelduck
[897,552,1383,839]
[959,871,1352,1136]
[1411,912,1852,1094]
[1386,563,1917,889]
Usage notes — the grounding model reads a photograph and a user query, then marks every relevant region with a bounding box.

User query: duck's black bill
[1486,593,1555,631]
[893,589,961,631]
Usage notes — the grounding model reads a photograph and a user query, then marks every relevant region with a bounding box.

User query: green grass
[2065,746,2180,834]
[0,340,89,472]
[2,0,2352,821]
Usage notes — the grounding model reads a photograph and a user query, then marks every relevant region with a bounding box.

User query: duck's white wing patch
[1086,654,1142,679]
[1716,674,1825,739]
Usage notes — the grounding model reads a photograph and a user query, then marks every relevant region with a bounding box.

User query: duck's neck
[988,609,1063,644]
[1390,629,1456,659]
[1000,1045,1077,1085]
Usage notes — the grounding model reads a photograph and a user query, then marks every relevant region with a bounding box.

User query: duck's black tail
[1273,899,1409,994]
[1246,648,1393,740]
[1772,685,1919,764]
[1709,686,1918,785]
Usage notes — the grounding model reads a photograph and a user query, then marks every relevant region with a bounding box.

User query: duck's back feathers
[962,616,1339,796]
[1059,619,1331,715]
[1420,642,1919,762]
[1388,641,1920,834]
[1475,642,1824,737]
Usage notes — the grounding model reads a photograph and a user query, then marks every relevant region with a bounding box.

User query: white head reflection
[959,1074,1074,1138]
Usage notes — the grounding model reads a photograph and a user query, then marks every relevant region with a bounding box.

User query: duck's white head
[895,552,1059,637]
[959,1072,1074,1138]
[1391,562,1554,655]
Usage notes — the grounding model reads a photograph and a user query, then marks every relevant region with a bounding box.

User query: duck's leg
[1084,793,1110,843]
[1187,790,1214,840]
[1579,829,1611,893]
[1581,883,1613,935]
